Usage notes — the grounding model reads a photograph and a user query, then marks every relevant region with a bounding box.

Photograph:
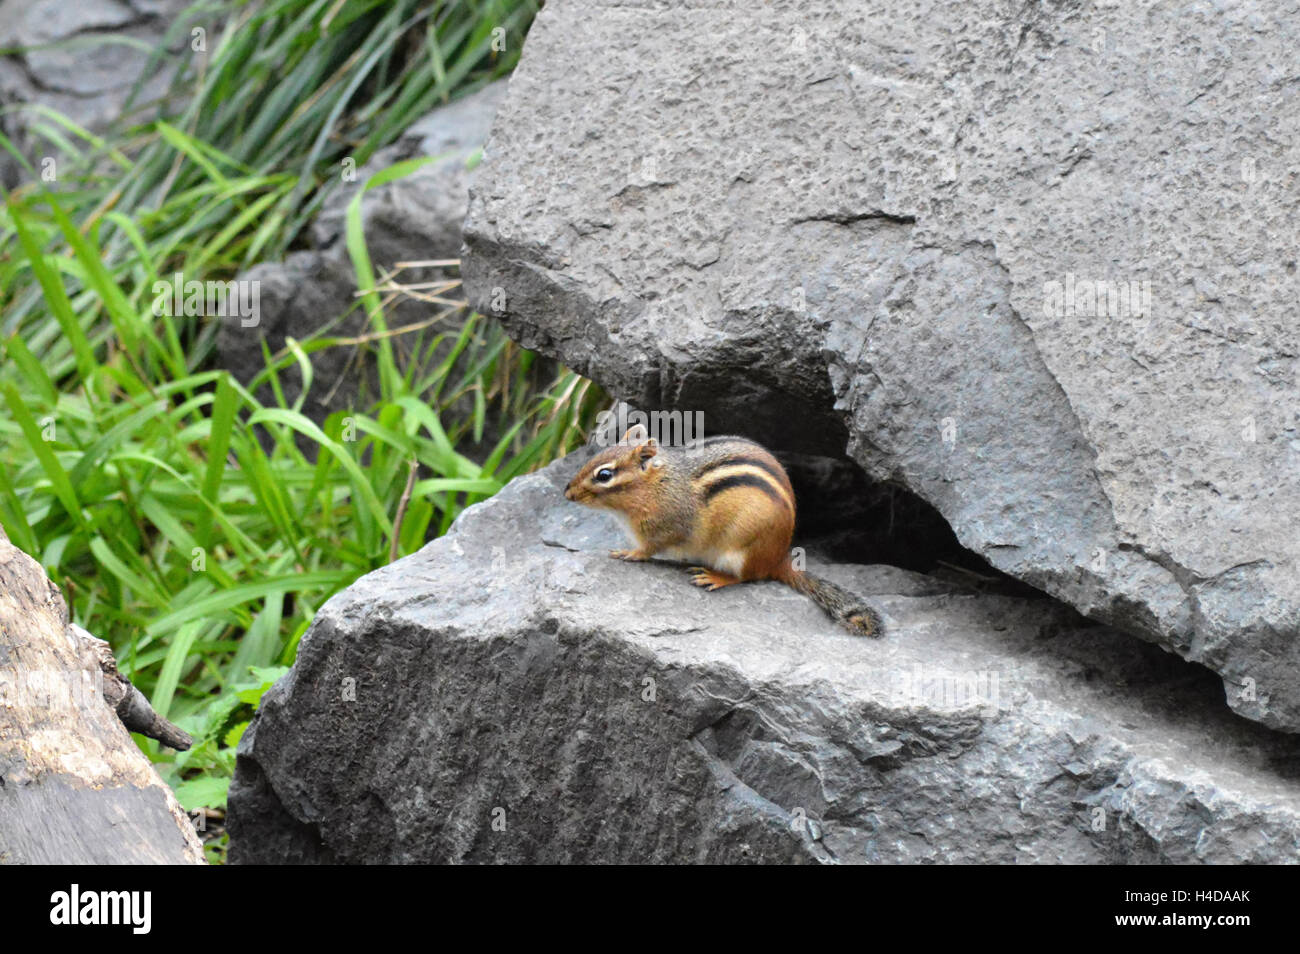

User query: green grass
[0,0,603,863]
[3,0,541,372]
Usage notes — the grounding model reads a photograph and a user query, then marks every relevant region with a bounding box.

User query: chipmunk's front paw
[611,549,647,561]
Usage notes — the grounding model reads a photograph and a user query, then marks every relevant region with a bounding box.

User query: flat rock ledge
[227,455,1300,863]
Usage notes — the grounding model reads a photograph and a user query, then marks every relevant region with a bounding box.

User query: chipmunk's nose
[564,484,575,501]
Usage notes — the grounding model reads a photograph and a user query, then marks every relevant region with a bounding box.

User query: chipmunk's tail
[778,565,884,637]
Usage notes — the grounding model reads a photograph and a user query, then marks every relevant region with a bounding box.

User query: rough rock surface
[461,1,1300,731]
[217,82,509,426]
[227,454,1300,864]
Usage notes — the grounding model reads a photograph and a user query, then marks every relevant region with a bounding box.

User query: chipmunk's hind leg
[688,567,741,590]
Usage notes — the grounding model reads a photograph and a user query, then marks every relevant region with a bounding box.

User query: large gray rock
[462,0,1300,730]
[227,454,1300,864]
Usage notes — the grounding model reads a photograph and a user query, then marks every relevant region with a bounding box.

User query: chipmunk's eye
[594,467,615,483]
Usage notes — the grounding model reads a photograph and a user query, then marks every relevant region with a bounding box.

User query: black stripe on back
[701,472,791,510]
[693,453,789,491]
[698,434,752,446]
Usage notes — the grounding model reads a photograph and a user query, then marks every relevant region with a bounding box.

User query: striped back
[687,436,795,515]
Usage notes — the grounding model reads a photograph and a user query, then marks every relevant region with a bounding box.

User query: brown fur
[564,426,883,637]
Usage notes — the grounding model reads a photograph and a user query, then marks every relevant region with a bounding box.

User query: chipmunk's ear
[621,424,648,444]
[635,437,658,466]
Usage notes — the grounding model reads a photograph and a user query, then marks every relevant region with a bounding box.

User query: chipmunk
[564,425,883,637]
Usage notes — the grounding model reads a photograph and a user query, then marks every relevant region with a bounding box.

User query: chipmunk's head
[564,424,660,507]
